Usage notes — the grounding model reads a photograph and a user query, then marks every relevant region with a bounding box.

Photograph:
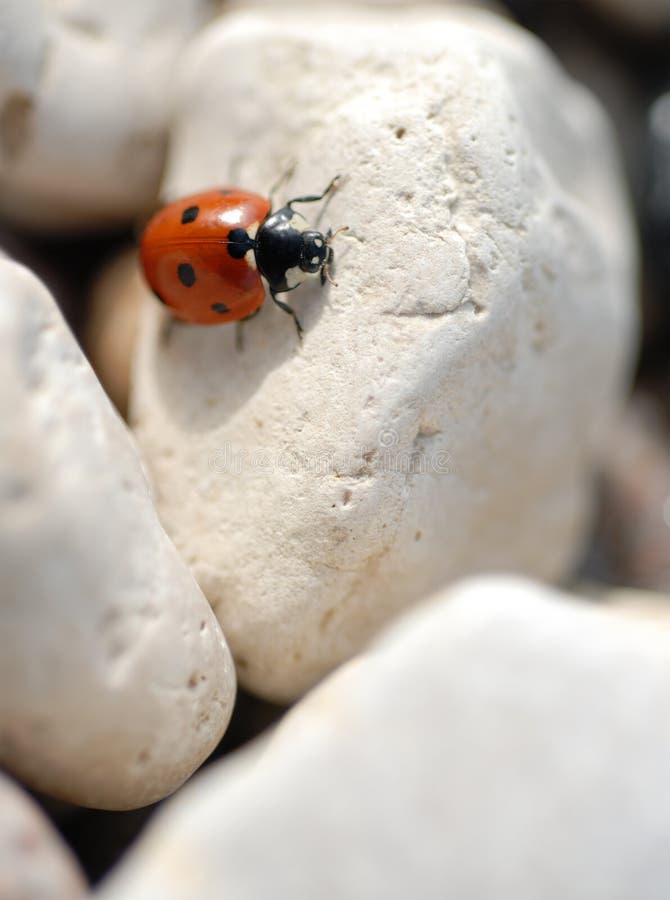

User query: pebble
[99,576,670,899]
[130,5,639,701]
[0,772,86,900]
[0,0,215,231]
[0,258,236,810]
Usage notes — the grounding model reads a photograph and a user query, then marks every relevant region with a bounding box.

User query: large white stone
[0,772,86,899]
[0,259,236,810]
[98,577,670,900]
[131,6,638,701]
[0,0,215,231]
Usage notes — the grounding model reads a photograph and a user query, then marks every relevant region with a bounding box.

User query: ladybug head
[299,226,349,286]
[299,230,329,274]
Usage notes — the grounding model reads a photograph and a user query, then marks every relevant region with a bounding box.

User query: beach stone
[0,258,236,810]
[0,0,215,231]
[98,576,670,900]
[0,772,86,900]
[131,5,638,701]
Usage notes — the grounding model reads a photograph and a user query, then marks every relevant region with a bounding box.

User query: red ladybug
[139,176,346,338]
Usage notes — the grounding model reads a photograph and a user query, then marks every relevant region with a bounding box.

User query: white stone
[0,259,236,810]
[98,577,670,900]
[0,771,86,899]
[0,0,215,231]
[131,6,638,701]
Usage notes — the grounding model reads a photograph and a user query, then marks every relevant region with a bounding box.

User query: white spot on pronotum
[243,222,260,269]
[311,256,319,265]
[285,265,302,289]
[314,238,323,248]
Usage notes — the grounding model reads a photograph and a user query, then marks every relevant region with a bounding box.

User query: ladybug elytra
[139,176,346,339]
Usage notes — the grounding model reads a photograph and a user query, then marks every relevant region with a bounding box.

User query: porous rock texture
[0,0,216,231]
[131,6,638,701]
[0,772,86,900]
[99,576,670,900]
[0,259,236,810]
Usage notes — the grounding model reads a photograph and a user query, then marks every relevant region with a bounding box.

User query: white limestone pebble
[131,6,638,701]
[0,772,86,899]
[0,0,215,231]
[98,576,670,900]
[0,259,236,810]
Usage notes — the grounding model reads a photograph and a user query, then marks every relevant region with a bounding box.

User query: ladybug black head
[299,230,329,274]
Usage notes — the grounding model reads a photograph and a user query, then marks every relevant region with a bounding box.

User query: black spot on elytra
[178,262,196,287]
[211,302,229,314]
[227,227,254,260]
[181,205,199,224]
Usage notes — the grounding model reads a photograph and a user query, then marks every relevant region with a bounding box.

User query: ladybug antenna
[323,264,338,287]
[323,226,349,287]
[326,225,349,244]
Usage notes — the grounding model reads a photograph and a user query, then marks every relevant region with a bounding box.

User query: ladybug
[139,176,346,339]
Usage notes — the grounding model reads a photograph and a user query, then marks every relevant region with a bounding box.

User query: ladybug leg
[235,307,263,353]
[321,226,348,285]
[271,289,303,340]
[320,232,334,286]
[286,175,341,209]
[234,322,245,353]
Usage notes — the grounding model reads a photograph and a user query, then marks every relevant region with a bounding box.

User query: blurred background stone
[0,772,86,900]
[0,0,218,233]
[588,0,670,34]
[99,577,670,900]
[0,258,236,810]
